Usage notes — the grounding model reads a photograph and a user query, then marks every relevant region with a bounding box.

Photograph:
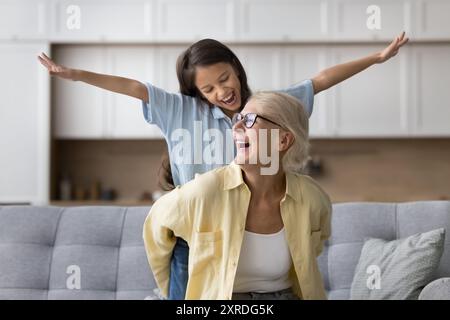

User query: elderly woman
[143,91,332,300]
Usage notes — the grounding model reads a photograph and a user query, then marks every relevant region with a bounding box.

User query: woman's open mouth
[236,140,250,149]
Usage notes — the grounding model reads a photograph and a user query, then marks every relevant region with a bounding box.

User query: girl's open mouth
[222,91,237,106]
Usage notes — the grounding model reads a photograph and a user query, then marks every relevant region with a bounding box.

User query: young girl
[38,32,408,299]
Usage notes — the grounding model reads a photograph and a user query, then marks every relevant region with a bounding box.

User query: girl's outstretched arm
[38,52,149,103]
[311,31,409,94]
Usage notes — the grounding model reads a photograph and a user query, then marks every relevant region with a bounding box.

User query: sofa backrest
[0,206,155,300]
[319,201,450,299]
[1,201,449,300]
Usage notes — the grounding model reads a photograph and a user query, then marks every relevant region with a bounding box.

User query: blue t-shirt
[142,80,314,186]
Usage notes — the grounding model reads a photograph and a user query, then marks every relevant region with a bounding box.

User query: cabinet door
[53,46,106,138]
[156,0,235,42]
[0,43,50,204]
[280,46,330,137]
[231,46,283,91]
[332,0,411,41]
[331,45,409,137]
[414,0,450,40]
[107,46,163,139]
[412,44,450,136]
[237,0,329,41]
[155,46,185,94]
[0,0,48,40]
[51,0,155,42]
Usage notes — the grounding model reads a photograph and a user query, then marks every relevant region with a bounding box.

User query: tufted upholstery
[0,201,449,300]
[0,206,156,300]
[319,201,450,299]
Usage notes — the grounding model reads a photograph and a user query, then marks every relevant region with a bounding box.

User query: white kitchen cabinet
[3,0,450,43]
[155,0,236,42]
[331,0,411,41]
[413,0,450,40]
[51,0,155,42]
[0,43,50,204]
[154,46,186,94]
[237,0,329,42]
[0,0,48,40]
[53,45,169,139]
[107,46,163,139]
[53,46,106,138]
[411,44,450,136]
[330,45,409,137]
[279,46,330,137]
[231,46,283,91]
[231,45,330,137]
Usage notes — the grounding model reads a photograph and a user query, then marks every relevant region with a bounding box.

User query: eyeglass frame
[232,112,286,130]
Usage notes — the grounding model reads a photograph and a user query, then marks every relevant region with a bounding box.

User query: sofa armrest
[419,278,450,300]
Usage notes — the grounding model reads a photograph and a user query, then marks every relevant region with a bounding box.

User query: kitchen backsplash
[311,138,450,202]
[52,138,450,203]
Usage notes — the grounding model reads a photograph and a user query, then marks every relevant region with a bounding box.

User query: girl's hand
[376,31,409,63]
[38,53,75,80]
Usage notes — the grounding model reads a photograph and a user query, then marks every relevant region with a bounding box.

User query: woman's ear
[279,131,294,152]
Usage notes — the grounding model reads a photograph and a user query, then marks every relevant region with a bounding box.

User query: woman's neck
[240,165,286,200]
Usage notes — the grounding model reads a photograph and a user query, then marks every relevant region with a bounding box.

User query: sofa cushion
[350,228,445,300]
[0,206,156,300]
[1,202,449,300]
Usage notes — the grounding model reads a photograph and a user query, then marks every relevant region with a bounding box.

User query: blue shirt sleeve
[141,82,185,137]
[279,79,315,118]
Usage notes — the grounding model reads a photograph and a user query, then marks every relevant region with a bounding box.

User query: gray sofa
[0,201,449,300]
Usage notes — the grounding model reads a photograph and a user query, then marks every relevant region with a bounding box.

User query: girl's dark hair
[159,39,252,191]
[176,38,252,107]
[158,149,175,191]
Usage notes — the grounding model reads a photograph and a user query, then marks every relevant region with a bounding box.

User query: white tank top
[233,227,293,293]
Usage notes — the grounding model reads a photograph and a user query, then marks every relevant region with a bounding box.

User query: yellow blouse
[143,162,332,300]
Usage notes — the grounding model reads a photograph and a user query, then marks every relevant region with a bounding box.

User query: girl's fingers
[41,52,51,61]
[38,55,51,69]
[40,53,55,66]
[394,38,408,52]
[389,38,398,51]
[399,37,409,47]
[393,36,408,50]
[39,52,48,61]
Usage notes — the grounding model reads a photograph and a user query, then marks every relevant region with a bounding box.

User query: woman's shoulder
[291,173,331,208]
[177,165,229,200]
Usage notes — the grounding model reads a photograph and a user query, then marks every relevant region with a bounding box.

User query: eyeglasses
[232,112,284,129]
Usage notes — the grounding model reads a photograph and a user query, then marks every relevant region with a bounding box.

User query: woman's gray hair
[249,91,310,173]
